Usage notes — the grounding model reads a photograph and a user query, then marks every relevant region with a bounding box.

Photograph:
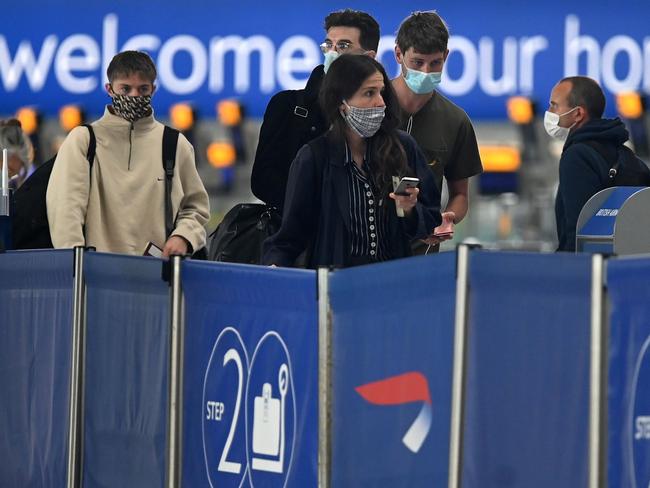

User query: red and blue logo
[355,371,432,453]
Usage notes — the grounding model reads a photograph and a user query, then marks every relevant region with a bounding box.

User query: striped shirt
[345,144,391,262]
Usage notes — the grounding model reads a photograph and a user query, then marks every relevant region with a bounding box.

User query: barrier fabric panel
[464,251,591,488]
[83,253,169,488]
[181,261,318,488]
[0,250,74,487]
[329,254,456,487]
[607,257,650,487]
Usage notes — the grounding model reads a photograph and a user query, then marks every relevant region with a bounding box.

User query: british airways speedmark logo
[355,371,432,453]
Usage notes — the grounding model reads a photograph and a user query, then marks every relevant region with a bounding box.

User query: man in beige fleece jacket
[47,50,210,257]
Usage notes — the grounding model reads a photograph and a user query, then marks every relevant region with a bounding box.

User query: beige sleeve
[46,126,92,249]
[170,135,210,252]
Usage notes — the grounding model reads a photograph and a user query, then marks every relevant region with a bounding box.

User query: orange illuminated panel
[207,142,236,168]
[16,107,38,135]
[479,145,521,172]
[170,103,194,131]
[616,92,643,119]
[59,105,83,132]
[506,96,534,125]
[217,100,242,127]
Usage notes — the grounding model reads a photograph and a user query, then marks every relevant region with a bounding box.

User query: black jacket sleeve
[262,144,320,266]
[251,91,297,209]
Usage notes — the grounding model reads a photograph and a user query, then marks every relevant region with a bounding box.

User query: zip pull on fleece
[128,122,134,170]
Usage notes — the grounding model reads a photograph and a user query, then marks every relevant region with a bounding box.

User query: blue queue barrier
[607,256,650,487]
[463,251,592,487]
[181,261,319,487]
[328,254,457,487]
[82,253,170,488]
[0,250,74,487]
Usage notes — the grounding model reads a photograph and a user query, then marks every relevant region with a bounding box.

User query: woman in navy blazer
[263,54,441,268]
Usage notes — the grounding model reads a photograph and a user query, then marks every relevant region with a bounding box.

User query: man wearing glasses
[251,9,380,211]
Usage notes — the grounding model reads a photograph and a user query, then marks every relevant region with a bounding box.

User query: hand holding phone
[433,211,456,237]
[393,176,420,196]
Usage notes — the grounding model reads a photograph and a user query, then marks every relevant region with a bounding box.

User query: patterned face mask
[341,101,386,138]
[110,93,152,122]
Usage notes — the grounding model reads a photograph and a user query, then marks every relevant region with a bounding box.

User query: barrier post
[589,254,606,488]
[166,255,185,488]
[318,267,331,488]
[66,246,87,488]
[448,245,470,488]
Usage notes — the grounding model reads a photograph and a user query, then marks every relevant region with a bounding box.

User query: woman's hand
[389,187,419,215]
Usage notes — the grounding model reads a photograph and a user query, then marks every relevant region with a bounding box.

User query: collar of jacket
[325,130,374,168]
[303,65,325,104]
[100,105,158,132]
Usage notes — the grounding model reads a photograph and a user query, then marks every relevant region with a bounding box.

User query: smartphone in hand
[433,212,455,237]
[393,176,420,196]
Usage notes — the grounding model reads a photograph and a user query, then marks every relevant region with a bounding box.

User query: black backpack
[208,137,328,265]
[583,140,650,187]
[207,204,281,263]
[12,124,96,250]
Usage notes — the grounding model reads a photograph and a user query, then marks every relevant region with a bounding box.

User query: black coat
[555,118,629,251]
[262,131,442,268]
[251,66,328,210]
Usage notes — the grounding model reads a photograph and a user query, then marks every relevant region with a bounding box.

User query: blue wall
[2,0,648,119]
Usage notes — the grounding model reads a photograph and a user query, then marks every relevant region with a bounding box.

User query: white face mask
[323,50,340,73]
[544,106,578,141]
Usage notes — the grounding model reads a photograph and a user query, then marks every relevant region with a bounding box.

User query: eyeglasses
[319,40,353,54]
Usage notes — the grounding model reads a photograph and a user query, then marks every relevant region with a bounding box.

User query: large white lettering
[0,36,57,91]
[519,36,548,94]
[1,13,649,106]
[276,36,319,90]
[478,37,518,96]
[55,34,100,93]
[601,35,643,93]
[209,35,275,94]
[159,35,207,94]
[564,14,600,79]
[443,36,479,96]
[565,15,650,94]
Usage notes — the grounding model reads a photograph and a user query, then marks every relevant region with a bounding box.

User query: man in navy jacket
[545,76,631,252]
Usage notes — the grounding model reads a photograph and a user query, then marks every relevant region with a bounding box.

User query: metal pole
[166,255,185,488]
[448,244,471,488]
[317,268,331,488]
[589,254,606,488]
[66,246,86,488]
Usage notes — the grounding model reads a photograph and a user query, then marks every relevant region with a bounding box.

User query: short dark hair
[319,54,410,194]
[396,11,449,54]
[107,51,157,84]
[560,76,606,119]
[324,9,380,52]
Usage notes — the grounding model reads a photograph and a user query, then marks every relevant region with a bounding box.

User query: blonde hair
[0,119,34,170]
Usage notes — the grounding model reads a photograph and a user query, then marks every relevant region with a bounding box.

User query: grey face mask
[341,101,386,138]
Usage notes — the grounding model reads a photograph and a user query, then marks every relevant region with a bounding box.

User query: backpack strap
[82,124,96,168]
[293,89,309,118]
[162,126,180,238]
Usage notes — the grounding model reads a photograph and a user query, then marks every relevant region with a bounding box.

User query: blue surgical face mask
[323,51,340,74]
[403,66,442,95]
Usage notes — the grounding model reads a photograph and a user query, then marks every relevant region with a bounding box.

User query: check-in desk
[576,186,650,254]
